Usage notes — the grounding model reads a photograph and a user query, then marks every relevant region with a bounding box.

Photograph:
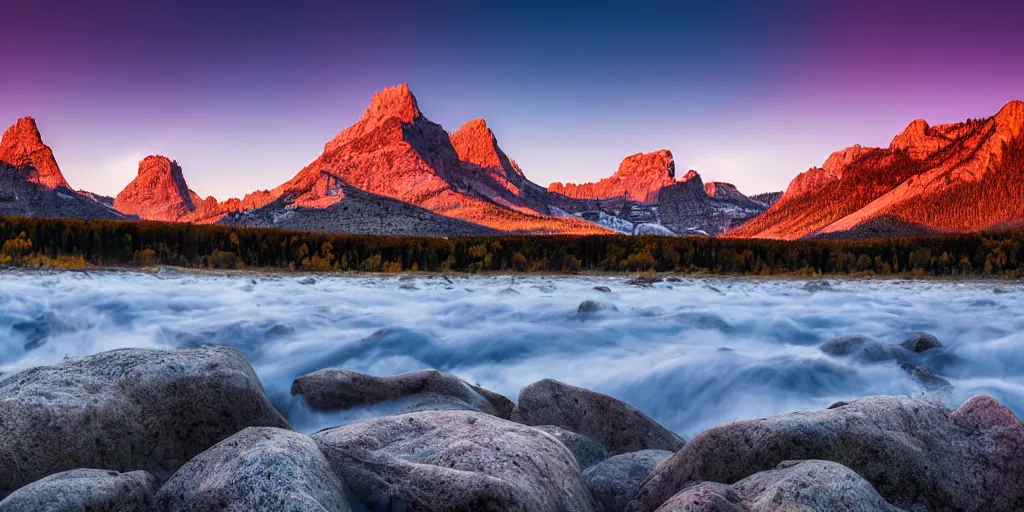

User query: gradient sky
[2,0,1023,199]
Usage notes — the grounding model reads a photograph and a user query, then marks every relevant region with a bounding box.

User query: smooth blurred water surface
[1,270,1022,436]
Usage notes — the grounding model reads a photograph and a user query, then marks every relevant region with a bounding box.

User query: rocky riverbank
[0,344,1021,511]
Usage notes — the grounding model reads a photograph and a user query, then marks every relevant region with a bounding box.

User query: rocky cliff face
[114,156,198,221]
[0,118,121,220]
[729,100,1024,239]
[449,118,550,214]
[548,150,677,203]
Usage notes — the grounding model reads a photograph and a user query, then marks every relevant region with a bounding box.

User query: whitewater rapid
[1,270,1022,436]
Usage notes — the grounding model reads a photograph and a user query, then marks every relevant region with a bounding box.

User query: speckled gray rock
[290,369,514,418]
[312,410,597,512]
[820,334,911,362]
[654,460,902,512]
[0,346,289,497]
[900,332,943,353]
[533,425,609,470]
[0,469,157,512]
[627,395,1024,512]
[584,450,673,512]
[898,362,952,391]
[511,379,685,455]
[578,300,618,314]
[153,427,349,512]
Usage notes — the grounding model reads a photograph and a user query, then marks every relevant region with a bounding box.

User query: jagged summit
[114,155,199,222]
[995,99,1024,138]
[363,83,422,124]
[0,117,69,189]
[548,150,677,203]
[450,118,517,173]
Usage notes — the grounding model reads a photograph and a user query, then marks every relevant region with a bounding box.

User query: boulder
[627,395,1024,512]
[533,425,609,470]
[584,450,673,512]
[820,334,911,362]
[153,427,350,512]
[593,286,612,293]
[900,332,943,353]
[291,369,514,419]
[512,379,685,455]
[654,460,901,512]
[0,469,157,512]
[312,410,596,511]
[652,483,741,512]
[578,300,618,314]
[628,275,664,287]
[0,346,289,497]
[898,362,952,391]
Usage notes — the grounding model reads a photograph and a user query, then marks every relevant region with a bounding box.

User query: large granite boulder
[819,334,911,362]
[0,469,157,512]
[653,460,902,512]
[153,427,349,512]
[584,450,673,512]
[627,395,1024,512]
[511,379,685,455]
[291,368,514,418]
[312,410,596,511]
[533,425,609,470]
[900,332,943,353]
[0,346,289,497]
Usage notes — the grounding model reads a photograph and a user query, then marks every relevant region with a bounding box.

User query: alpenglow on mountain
[3,88,1023,239]
[729,100,1024,239]
[0,85,770,236]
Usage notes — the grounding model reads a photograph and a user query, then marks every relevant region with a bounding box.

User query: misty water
[1,270,1022,438]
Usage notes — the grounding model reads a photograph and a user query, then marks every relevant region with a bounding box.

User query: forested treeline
[1,216,1022,277]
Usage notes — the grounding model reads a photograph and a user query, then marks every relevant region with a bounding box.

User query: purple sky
[2,0,1022,199]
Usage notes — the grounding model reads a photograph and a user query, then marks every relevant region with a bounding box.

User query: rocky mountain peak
[113,155,197,221]
[0,117,69,189]
[994,99,1024,139]
[890,119,945,158]
[704,181,737,197]
[547,149,677,203]
[363,83,422,125]
[2,117,45,148]
[137,155,184,180]
[822,145,869,178]
[615,150,676,181]
[451,118,506,170]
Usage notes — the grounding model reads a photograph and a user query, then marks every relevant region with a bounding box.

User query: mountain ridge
[727,99,1024,239]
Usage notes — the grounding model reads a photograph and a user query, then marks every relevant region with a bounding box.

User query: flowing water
[1,270,1022,437]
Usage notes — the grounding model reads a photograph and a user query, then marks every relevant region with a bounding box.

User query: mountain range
[2,85,1022,239]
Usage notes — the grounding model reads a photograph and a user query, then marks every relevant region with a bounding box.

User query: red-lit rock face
[450,118,514,174]
[728,99,1024,240]
[114,156,198,221]
[0,117,69,189]
[228,84,608,234]
[548,150,677,203]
